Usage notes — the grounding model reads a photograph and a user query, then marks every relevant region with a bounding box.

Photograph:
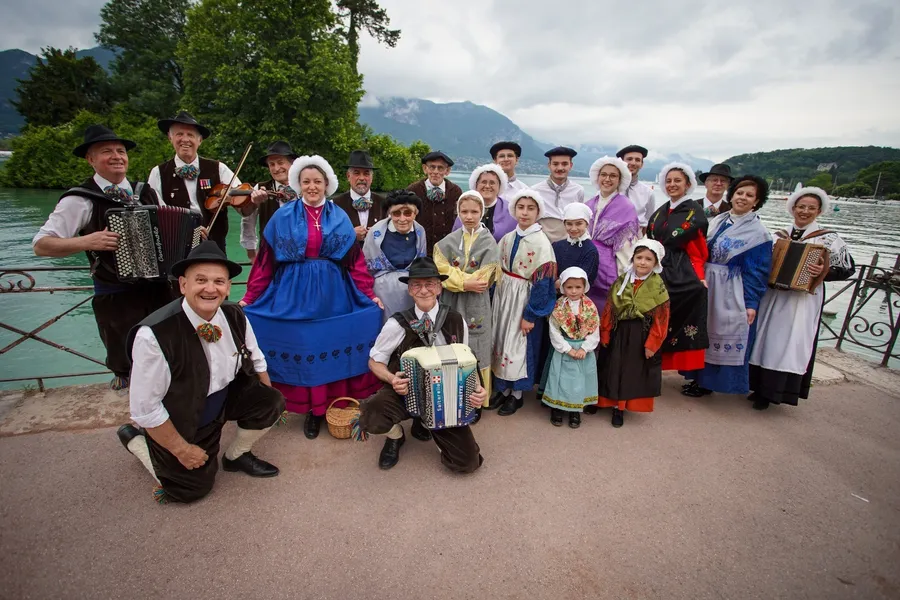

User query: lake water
[2,174,899,389]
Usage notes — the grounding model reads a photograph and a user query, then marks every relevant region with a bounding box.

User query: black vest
[59,177,159,285]
[256,179,283,239]
[158,158,225,249]
[126,299,255,441]
[386,305,467,373]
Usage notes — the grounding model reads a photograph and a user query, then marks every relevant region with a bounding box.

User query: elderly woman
[434,190,501,412]
[584,156,641,313]
[453,163,518,242]
[647,162,709,371]
[681,175,773,398]
[364,189,427,322]
[748,187,855,410]
[242,156,384,439]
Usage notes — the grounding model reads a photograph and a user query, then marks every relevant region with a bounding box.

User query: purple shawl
[452,196,518,242]
[584,192,640,309]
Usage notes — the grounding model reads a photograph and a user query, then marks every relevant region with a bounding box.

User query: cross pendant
[315,222,321,230]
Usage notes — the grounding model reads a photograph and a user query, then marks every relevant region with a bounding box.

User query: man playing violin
[240,141,299,261]
[148,111,247,255]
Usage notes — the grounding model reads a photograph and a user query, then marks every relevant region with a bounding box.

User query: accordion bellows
[401,343,479,429]
[768,238,829,293]
[106,206,202,281]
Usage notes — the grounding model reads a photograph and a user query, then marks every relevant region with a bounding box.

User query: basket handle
[327,397,361,410]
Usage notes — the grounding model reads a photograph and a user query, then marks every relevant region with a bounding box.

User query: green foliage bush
[832,182,874,198]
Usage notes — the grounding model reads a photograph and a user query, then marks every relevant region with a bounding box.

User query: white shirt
[350,189,372,227]
[530,178,585,220]
[32,174,132,244]
[239,181,290,250]
[369,304,469,365]
[129,299,267,429]
[548,299,600,353]
[625,180,656,228]
[147,155,239,212]
[702,196,725,212]
[505,176,529,198]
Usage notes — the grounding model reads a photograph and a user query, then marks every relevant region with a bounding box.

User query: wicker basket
[325,397,361,439]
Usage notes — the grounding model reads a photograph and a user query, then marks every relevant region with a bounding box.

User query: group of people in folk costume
[31,113,856,504]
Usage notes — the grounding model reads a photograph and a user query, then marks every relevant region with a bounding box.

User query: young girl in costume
[491,188,557,416]
[597,240,670,428]
[434,191,501,416]
[552,203,599,291]
[542,267,600,428]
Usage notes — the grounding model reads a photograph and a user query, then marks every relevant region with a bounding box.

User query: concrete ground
[1,353,899,600]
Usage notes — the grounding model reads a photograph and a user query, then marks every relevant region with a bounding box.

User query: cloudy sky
[5,0,900,160]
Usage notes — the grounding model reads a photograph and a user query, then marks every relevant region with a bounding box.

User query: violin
[204,183,295,216]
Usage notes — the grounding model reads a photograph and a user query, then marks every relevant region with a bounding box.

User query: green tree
[805,172,833,192]
[854,161,900,196]
[335,0,401,75]
[832,182,873,198]
[347,131,428,192]
[179,0,364,179]
[12,48,113,127]
[95,0,189,118]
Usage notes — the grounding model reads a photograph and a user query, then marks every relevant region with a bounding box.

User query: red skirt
[662,349,705,371]
[275,372,381,416]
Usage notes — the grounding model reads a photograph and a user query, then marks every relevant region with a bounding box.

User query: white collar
[791,220,821,238]
[174,155,200,169]
[566,231,591,245]
[387,221,415,234]
[507,173,517,182]
[414,303,440,323]
[616,267,652,296]
[516,223,543,236]
[181,298,224,328]
[301,197,325,208]
[705,196,724,209]
[565,297,582,312]
[669,196,689,209]
[482,195,499,209]
[350,189,371,202]
[425,179,446,193]
[93,173,131,192]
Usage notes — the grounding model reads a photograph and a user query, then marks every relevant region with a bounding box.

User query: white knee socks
[385,423,404,439]
[511,390,522,400]
[225,426,272,460]
[126,435,160,484]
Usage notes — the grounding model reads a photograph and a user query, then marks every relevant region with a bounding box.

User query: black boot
[611,408,624,428]
[378,430,406,470]
[569,412,581,429]
[410,417,432,441]
[304,412,323,439]
[498,394,523,416]
[550,408,564,426]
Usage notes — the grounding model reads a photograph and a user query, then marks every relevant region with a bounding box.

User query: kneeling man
[359,257,486,472]
[117,241,285,503]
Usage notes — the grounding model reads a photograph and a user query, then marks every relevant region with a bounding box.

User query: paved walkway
[1,353,899,600]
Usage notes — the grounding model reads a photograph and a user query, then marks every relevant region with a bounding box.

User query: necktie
[103,184,132,203]
[422,312,433,333]
[426,187,444,203]
[279,185,298,201]
[352,194,373,211]
[196,322,222,343]
[175,164,199,180]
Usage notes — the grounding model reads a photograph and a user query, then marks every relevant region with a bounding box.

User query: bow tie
[175,164,199,180]
[352,194,373,211]
[103,184,133,203]
[279,185,298,201]
[426,187,445,203]
[410,313,434,334]
[196,322,222,343]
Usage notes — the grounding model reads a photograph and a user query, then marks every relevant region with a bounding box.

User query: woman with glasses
[363,190,428,322]
[453,163,518,242]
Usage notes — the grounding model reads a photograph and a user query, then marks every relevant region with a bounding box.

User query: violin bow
[205,142,254,233]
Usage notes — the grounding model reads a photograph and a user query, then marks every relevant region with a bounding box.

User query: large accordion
[105,205,203,281]
[400,343,479,430]
[768,238,829,293]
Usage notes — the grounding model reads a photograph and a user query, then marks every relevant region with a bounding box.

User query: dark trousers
[146,376,285,503]
[92,283,172,378]
[359,385,483,473]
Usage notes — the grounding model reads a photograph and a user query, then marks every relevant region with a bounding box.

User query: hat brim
[170,257,242,279]
[343,163,379,170]
[698,172,734,183]
[259,153,299,167]
[397,273,449,284]
[158,119,211,139]
[73,137,136,158]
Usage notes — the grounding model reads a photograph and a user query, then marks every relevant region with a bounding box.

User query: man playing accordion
[32,125,172,391]
[358,257,487,472]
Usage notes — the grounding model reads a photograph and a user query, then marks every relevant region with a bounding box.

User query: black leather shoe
[116,424,142,451]
[498,395,523,416]
[569,412,581,429]
[410,417,432,441]
[222,451,279,477]
[484,392,503,410]
[550,408,563,427]
[304,413,323,439]
[470,408,482,425]
[379,431,405,470]
[681,381,712,398]
[583,405,598,415]
[611,408,624,428]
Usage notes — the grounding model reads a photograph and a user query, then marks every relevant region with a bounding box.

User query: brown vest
[158,158,225,251]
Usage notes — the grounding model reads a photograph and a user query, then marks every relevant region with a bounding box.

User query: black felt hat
[421,150,454,167]
[344,149,378,170]
[490,141,522,158]
[615,144,648,159]
[157,110,211,138]
[398,257,448,283]
[698,163,734,183]
[544,146,577,159]
[170,240,242,279]
[258,140,298,166]
[73,124,136,158]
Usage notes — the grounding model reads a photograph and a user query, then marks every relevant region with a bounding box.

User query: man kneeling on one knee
[117,241,285,503]
[359,257,486,472]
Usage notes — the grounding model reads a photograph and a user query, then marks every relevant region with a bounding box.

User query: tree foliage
[95,0,189,118]
[804,172,833,192]
[724,146,900,185]
[12,48,113,127]
[343,130,428,192]
[832,182,874,198]
[854,161,900,196]
[335,0,400,74]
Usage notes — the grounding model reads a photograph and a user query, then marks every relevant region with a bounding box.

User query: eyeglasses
[409,281,440,290]
[598,173,619,180]
[390,208,416,218]
[425,165,448,172]
[478,180,498,188]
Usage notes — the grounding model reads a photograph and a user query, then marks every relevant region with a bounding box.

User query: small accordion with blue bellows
[400,343,479,429]
[105,205,202,281]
